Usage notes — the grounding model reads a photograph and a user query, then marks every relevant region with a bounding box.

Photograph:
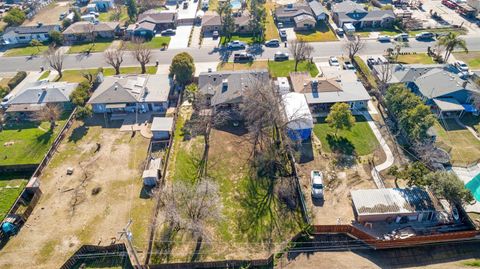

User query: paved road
[1,37,480,72]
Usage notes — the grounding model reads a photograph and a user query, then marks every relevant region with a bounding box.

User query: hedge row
[7,71,27,90]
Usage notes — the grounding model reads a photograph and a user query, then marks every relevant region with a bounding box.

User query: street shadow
[326,134,355,156]
[68,124,89,143]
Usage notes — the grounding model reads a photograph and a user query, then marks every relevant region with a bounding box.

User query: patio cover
[433,98,464,112]
[105,103,127,109]
[151,117,174,132]
[6,104,43,112]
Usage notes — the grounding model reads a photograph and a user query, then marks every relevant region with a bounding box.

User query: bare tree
[85,22,96,52]
[185,92,230,178]
[104,46,125,75]
[34,103,63,130]
[288,39,314,72]
[159,178,222,260]
[131,39,152,74]
[44,47,65,80]
[377,61,393,95]
[343,36,365,60]
[0,110,5,132]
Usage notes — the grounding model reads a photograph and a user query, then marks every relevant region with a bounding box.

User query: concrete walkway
[362,111,394,189]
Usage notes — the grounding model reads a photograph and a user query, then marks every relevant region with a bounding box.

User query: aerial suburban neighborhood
[1,0,480,268]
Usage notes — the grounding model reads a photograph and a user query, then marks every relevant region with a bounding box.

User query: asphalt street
[1,36,480,72]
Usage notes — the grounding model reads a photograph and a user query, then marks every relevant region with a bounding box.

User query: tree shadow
[68,124,89,143]
[150,223,180,264]
[190,236,203,262]
[36,129,54,144]
[326,134,355,156]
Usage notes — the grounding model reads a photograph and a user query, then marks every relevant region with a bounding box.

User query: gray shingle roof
[4,24,59,35]
[415,68,480,99]
[332,1,366,14]
[333,1,394,22]
[198,70,270,106]
[138,11,177,24]
[275,3,313,19]
[308,1,327,17]
[88,74,170,104]
[63,21,119,34]
[10,81,77,105]
[351,188,441,216]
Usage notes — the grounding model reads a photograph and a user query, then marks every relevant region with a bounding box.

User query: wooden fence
[60,243,133,269]
[148,256,274,269]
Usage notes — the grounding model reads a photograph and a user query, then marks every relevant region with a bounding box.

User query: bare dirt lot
[23,1,70,26]
[0,117,153,269]
[296,138,378,225]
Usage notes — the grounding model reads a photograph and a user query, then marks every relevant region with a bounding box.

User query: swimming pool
[231,0,241,9]
[466,173,480,202]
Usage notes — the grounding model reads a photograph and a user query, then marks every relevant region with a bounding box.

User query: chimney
[221,79,228,92]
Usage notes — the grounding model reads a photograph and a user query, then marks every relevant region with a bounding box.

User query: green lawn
[58,66,157,83]
[453,51,480,69]
[3,45,50,57]
[124,36,171,50]
[356,27,466,37]
[217,61,269,71]
[268,60,319,77]
[67,40,113,54]
[396,53,434,64]
[98,6,129,23]
[313,116,379,156]
[38,70,51,81]
[0,173,29,220]
[0,114,70,166]
[435,120,480,166]
[220,34,263,45]
[295,22,337,42]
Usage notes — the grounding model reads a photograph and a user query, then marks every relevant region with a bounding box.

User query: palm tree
[437,32,468,62]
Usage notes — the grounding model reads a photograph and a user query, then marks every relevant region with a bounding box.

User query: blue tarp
[462,104,478,113]
[1,222,17,235]
[287,128,312,141]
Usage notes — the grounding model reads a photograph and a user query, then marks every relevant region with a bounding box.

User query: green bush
[0,86,10,99]
[75,105,93,119]
[70,81,92,106]
[7,71,27,90]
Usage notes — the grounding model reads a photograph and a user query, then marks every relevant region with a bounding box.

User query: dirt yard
[296,137,378,225]
[23,1,70,26]
[0,117,154,269]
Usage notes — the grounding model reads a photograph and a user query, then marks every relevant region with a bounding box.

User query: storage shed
[276,77,291,95]
[282,92,313,141]
[151,117,174,140]
[351,188,443,223]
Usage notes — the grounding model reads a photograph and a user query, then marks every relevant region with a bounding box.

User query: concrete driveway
[284,27,297,41]
[202,32,220,47]
[168,26,192,49]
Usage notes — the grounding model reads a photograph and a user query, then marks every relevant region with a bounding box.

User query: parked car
[1,93,14,109]
[329,56,339,66]
[377,57,388,65]
[310,170,324,200]
[265,39,280,47]
[183,1,189,9]
[212,30,219,39]
[454,60,470,76]
[335,28,344,37]
[59,12,67,20]
[89,11,99,17]
[227,40,246,49]
[394,33,409,42]
[234,52,253,62]
[415,32,434,40]
[366,57,377,68]
[274,51,289,61]
[279,29,287,40]
[161,29,176,36]
[377,35,391,42]
[442,0,457,9]
[343,61,355,71]
[277,22,284,28]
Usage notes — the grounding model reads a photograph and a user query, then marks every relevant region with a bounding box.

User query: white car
[454,60,469,72]
[377,35,391,42]
[311,170,324,200]
[227,40,246,49]
[329,56,339,66]
[343,61,356,71]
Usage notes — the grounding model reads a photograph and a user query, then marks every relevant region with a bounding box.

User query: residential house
[137,11,177,32]
[274,3,317,30]
[351,188,443,223]
[198,69,270,110]
[62,21,120,42]
[332,0,395,29]
[308,0,329,21]
[372,64,480,117]
[5,81,78,116]
[126,21,156,40]
[200,11,251,35]
[88,74,171,114]
[289,68,370,113]
[91,0,115,12]
[2,23,60,45]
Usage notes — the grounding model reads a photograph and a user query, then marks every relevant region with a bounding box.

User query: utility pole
[119,219,141,267]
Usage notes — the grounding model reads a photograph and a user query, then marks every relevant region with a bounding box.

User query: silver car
[311,170,324,199]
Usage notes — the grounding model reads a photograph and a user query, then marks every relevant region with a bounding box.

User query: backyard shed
[351,188,443,223]
[276,77,291,95]
[143,157,162,186]
[151,117,174,140]
[281,92,313,141]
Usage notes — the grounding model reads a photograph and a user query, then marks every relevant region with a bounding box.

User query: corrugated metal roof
[351,188,441,216]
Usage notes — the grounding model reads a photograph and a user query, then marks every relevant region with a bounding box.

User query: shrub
[70,81,91,106]
[7,71,27,90]
[0,86,10,99]
[75,105,93,119]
